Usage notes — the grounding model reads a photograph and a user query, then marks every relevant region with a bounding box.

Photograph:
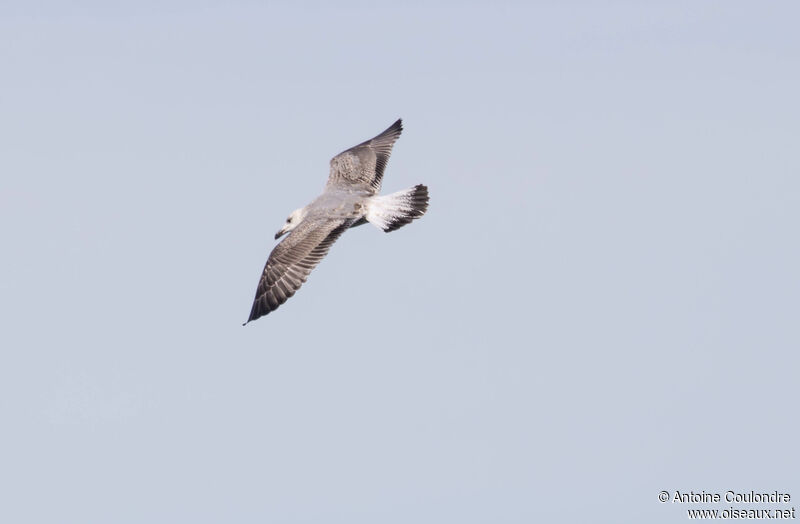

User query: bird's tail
[365,184,429,232]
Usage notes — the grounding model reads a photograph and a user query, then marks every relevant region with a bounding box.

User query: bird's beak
[275,227,287,240]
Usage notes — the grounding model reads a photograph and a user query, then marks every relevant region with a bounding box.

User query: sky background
[1,1,798,522]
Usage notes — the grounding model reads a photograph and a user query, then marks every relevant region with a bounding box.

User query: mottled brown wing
[326,119,403,194]
[245,218,351,323]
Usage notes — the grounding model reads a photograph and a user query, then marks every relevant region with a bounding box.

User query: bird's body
[305,188,370,222]
[244,119,429,324]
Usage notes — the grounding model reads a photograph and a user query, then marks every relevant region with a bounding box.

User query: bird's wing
[245,217,351,323]
[326,119,403,194]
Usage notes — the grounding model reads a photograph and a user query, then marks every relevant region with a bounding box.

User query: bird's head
[275,207,307,240]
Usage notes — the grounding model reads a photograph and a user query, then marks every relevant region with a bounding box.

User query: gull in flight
[244,119,429,324]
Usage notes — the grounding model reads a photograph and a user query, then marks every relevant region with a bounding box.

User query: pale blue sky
[1,2,798,523]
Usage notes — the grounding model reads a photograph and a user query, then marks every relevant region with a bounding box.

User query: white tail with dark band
[365,184,429,232]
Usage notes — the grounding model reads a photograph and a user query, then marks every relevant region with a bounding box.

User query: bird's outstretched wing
[245,218,352,324]
[326,119,403,194]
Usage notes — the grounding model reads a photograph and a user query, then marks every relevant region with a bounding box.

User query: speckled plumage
[244,119,429,324]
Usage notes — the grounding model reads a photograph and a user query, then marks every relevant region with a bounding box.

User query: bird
[244,118,429,324]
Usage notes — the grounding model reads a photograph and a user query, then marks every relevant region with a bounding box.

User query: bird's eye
[286,218,290,223]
